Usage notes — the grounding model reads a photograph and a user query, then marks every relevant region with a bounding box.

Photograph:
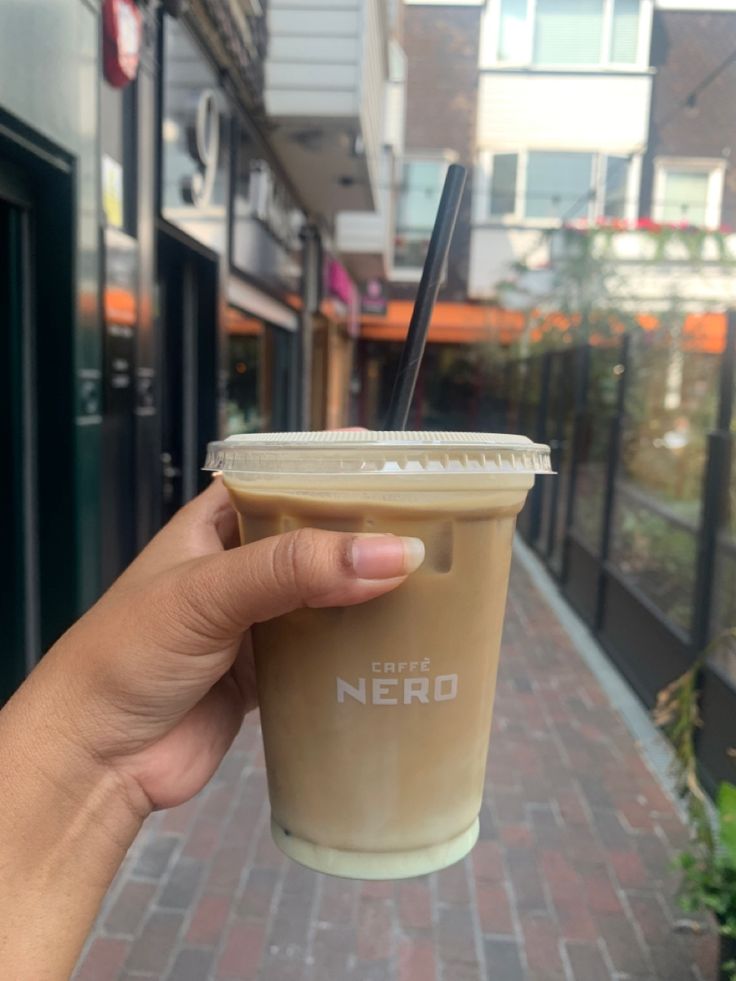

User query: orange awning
[534,310,727,354]
[104,286,136,326]
[226,307,264,336]
[360,301,526,345]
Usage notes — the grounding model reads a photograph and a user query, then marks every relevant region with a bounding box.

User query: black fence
[494,318,736,794]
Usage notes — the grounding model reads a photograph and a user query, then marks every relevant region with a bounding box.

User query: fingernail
[351,535,425,579]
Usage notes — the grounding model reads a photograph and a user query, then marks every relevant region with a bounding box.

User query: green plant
[654,640,736,979]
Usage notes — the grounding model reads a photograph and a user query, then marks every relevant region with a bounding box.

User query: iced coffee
[205,431,550,878]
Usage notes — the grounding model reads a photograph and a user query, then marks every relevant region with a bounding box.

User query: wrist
[0,648,151,843]
[0,657,148,977]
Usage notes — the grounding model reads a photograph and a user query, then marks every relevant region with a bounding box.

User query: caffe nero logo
[337,659,458,705]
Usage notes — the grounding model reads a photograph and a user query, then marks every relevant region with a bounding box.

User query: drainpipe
[298,222,322,431]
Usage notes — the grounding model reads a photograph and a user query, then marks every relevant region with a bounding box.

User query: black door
[101,230,139,588]
[157,230,219,523]
[0,166,40,701]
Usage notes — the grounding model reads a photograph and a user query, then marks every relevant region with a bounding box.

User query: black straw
[384,163,467,429]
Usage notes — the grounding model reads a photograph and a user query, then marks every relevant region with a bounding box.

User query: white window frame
[391,149,458,282]
[652,157,726,229]
[476,148,642,227]
[487,0,653,72]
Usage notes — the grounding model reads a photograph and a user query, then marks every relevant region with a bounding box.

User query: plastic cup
[205,431,551,879]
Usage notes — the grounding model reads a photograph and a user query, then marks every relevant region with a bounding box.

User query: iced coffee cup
[205,431,550,879]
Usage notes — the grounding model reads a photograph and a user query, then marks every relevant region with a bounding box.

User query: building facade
[352,0,736,427]
[351,0,509,429]
[469,0,654,297]
[0,0,392,701]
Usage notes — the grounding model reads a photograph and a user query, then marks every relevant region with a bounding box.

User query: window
[498,0,527,63]
[603,155,630,218]
[489,153,518,216]
[394,157,449,270]
[653,159,725,228]
[611,0,639,63]
[496,0,641,67]
[658,172,709,226]
[534,0,603,66]
[525,151,593,219]
[484,150,635,223]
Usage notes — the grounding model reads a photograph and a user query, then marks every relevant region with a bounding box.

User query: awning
[228,277,299,332]
[360,301,526,344]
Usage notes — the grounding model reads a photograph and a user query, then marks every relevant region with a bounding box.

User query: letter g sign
[181,89,220,208]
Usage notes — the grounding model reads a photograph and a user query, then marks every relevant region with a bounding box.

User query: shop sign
[325,259,359,338]
[249,163,301,252]
[160,17,229,253]
[361,278,388,317]
[232,129,303,295]
[103,0,143,88]
[181,90,221,209]
[326,259,355,307]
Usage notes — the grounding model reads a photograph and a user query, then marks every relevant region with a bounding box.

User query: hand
[23,478,424,816]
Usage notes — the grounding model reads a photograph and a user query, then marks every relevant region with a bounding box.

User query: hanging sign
[103,0,143,89]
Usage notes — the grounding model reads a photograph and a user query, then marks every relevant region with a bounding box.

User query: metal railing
[495,315,736,792]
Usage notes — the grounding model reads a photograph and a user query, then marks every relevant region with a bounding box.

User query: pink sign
[326,259,356,307]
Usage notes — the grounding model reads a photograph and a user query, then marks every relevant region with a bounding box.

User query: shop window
[226,309,267,435]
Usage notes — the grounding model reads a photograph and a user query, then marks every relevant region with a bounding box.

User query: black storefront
[156,13,305,518]
[1,0,103,701]
[0,2,309,701]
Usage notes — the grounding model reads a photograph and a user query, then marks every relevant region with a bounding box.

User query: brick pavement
[74,559,719,981]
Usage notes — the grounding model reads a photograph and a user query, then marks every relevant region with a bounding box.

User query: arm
[0,479,423,977]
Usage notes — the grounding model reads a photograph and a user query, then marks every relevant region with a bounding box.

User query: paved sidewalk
[75,557,718,981]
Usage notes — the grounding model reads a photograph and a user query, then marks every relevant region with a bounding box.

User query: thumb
[173,529,426,642]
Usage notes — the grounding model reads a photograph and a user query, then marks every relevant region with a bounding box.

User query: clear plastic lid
[204,431,551,477]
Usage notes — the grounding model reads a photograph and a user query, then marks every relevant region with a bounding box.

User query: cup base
[270,817,480,880]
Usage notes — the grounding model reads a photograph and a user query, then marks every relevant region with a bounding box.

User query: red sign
[103,0,143,89]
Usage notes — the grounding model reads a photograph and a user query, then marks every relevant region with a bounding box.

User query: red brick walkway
[74,559,718,981]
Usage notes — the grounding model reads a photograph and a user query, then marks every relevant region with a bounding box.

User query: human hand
[21,478,424,817]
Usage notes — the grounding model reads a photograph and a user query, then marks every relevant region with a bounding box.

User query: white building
[265,0,406,280]
[469,0,655,300]
[468,0,736,316]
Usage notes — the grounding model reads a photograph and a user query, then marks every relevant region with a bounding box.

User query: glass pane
[547,350,577,573]
[226,311,268,435]
[610,333,720,632]
[572,346,621,553]
[712,437,736,660]
[490,154,518,216]
[534,0,603,66]
[660,170,709,226]
[526,151,594,219]
[395,159,446,268]
[518,357,542,438]
[611,0,640,63]
[498,0,528,62]
[604,155,629,218]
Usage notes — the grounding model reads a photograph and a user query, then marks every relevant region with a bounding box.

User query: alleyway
[75,552,718,981]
